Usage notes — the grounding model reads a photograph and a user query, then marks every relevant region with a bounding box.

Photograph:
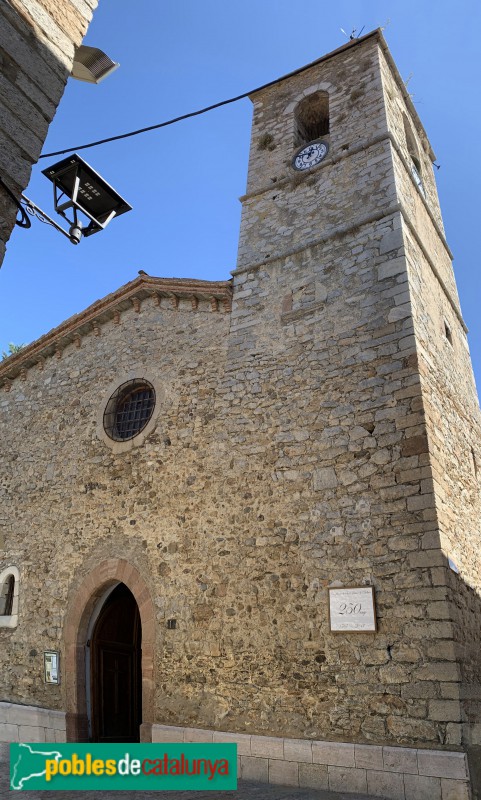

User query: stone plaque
[328,586,376,633]
[44,650,60,684]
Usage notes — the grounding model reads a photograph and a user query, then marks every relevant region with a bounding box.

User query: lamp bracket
[21,194,81,244]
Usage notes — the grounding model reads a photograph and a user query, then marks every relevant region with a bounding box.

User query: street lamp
[1,45,129,246]
[40,154,132,243]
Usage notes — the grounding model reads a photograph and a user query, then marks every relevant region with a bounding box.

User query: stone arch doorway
[64,559,155,742]
[89,583,142,742]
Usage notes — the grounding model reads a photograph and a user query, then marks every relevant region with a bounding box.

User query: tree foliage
[1,343,25,360]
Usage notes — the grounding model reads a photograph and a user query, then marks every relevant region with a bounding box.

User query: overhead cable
[39,41,360,159]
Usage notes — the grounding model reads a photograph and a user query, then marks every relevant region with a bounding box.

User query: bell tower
[229,29,481,795]
[237,33,398,270]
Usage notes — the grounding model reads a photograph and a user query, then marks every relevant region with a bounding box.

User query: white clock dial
[292,140,329,171]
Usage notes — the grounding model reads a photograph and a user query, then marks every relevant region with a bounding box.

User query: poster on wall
[44,651,60,684]
[328,586,377,633]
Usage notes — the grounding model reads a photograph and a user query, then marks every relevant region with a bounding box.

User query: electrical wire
[39,41,360,160]
[40,90,252,159]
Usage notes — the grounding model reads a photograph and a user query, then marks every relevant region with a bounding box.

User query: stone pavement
[0,744,387,800]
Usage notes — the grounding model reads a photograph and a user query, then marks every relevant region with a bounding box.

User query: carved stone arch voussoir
[283,82,333,115]
[63,558,156,742]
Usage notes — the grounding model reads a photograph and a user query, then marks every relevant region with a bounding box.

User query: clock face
[292,140,329,171]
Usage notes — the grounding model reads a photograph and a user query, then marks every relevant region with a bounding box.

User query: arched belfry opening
[64,559,155,743]
[402,113,424,196]
[89,583,142,742]
[294,91,329,148]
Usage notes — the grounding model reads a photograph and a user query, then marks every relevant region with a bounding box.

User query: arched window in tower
[403,114,425,198]
[294,91,329,148]
[0,566,19,627]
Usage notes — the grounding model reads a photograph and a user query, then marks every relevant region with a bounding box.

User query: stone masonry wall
[226,212,466,749]
[152,724,471,799]
[404,210,481,770]
[0,701,65,743]
[0,221,468,751]
[228,31,470,750]
[0,715,473,799]
[0,295,231,713]
[381,32,481,794]
[378,45,444,235]
[0,0,98,267]
[374,37,479,760]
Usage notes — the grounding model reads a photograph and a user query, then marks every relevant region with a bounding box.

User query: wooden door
[91,583,142,742]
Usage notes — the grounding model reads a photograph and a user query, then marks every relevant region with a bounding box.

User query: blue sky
[1,1,480,393]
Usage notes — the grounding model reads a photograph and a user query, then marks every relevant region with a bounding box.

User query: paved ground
[0,745,386,799]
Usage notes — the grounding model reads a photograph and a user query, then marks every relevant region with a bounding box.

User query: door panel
[91,584,141,742]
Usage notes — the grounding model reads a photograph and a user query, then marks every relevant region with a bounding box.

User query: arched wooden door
[90,583,142,742]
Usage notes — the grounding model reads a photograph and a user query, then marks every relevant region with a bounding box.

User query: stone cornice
[0,275,233,389]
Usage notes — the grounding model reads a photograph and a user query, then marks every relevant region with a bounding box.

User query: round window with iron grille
[103,379,156,442]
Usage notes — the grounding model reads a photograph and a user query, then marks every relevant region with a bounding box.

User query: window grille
[103,379,156,442]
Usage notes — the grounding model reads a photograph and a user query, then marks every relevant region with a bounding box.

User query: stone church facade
[0,30,480,799]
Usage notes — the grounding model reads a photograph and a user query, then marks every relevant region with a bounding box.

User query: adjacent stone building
[0,0,98,268]
[1,30,480,799]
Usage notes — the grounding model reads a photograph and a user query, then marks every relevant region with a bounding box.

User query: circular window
[103,379,156,442]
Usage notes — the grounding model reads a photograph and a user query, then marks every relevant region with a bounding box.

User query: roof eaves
[0,275,233,387]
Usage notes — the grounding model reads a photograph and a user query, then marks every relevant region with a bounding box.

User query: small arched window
[403,114,425,198]
[0,566,19,628]
[294,91,329,148]
[1,576,14,616]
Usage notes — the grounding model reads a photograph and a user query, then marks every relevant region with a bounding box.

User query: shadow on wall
[0,744,9,791]
[451,571,481,799]
[0,0,96,266]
